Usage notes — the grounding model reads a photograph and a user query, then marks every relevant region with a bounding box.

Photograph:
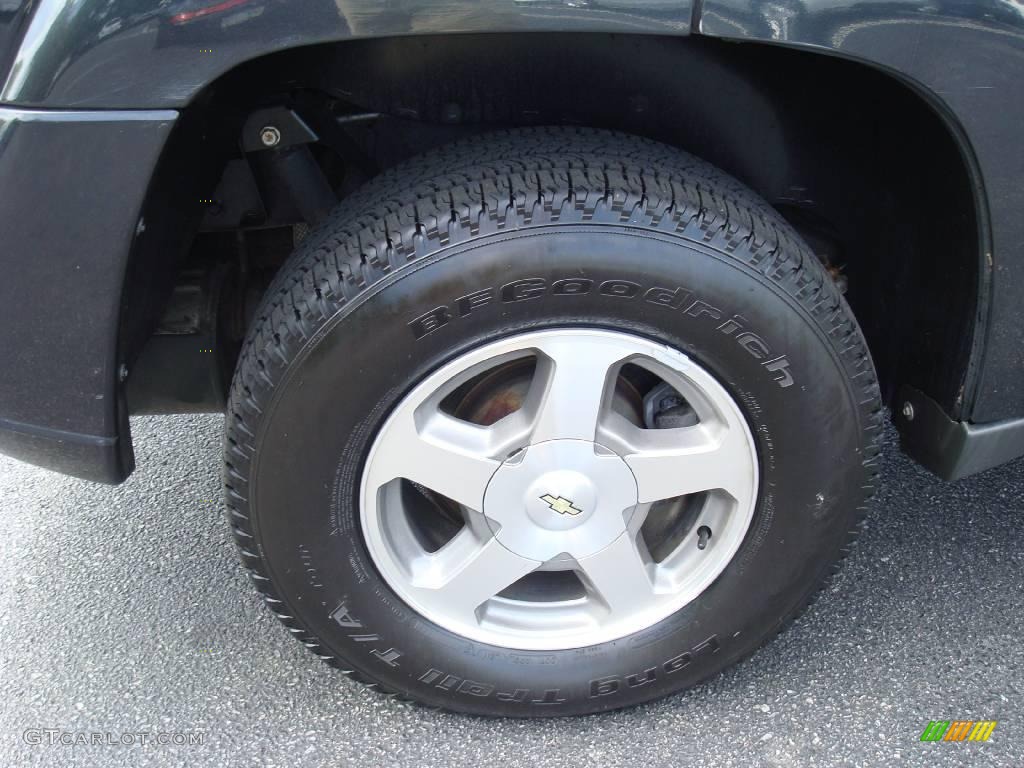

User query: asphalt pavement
[0,414,1021,767]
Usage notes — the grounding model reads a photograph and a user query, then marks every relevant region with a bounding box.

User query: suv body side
[0,0,1022,482]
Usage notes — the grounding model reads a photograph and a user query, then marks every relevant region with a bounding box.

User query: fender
[2,0,1020,424]
[695,0,1024,424]
[0,0,694,108]
[0,0,1022,483]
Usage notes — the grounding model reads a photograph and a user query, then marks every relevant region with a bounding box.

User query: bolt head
[902,402,915,420]
[259,126,281,148]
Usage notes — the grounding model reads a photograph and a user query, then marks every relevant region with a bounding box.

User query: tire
[224,127,883,717]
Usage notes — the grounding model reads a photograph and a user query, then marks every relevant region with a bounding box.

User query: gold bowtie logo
[540,494,583,516]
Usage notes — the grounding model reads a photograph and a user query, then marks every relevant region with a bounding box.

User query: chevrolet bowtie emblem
[540,494,583,516]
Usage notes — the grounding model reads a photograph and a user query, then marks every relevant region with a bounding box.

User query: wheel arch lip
[693,1,1022,424]
[0,0,697,109]
[0,105,177,483]
[0,0,1003,417]
[699,36,996,424]
[0,0,1020,480]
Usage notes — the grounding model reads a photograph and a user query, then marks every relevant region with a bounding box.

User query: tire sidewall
[247,225,867,716]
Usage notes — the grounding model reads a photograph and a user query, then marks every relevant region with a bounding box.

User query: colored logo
[540,494,583,516]
[920,721,997,742]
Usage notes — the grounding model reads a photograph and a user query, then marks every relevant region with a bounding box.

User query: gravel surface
[0,415,1020,767]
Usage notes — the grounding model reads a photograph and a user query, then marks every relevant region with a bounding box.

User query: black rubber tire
[224,127,883,717]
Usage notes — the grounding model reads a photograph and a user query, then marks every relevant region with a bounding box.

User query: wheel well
[124,32,984,420]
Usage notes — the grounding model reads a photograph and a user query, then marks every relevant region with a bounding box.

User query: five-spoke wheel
[361,329,758,649]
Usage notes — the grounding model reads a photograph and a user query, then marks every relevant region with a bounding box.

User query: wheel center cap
[483,439,639,561]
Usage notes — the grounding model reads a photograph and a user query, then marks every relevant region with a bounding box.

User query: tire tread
[223,127,884,706]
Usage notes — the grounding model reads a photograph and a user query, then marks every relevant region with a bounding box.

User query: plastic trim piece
[897,387,1024,481]
[0,106,175,484]
[0,416,132,484]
